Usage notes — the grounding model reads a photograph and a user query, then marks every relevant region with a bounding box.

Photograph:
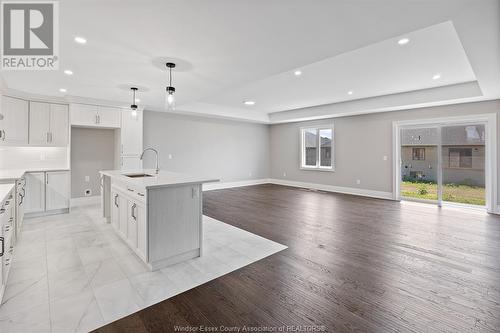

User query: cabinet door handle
[0,237,4,257]
[2,130,5,141]
[0,208,5,214]
[46,132,50,143]
[50,132,53,143]
[19,194,24,205]
[0,128,2,140]
[114,194,119,207]
[131,203,137,220]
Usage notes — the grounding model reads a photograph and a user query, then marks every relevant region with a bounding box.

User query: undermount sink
[123,173,154,178]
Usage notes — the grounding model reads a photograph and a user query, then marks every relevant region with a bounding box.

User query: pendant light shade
[130,87,138,116]
[165,62,176,110]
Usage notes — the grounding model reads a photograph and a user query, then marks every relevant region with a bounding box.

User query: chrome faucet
[140,148,160,174]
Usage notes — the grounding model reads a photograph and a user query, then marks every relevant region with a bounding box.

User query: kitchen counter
[99,169,219,189]
[0,183,15,202]
[0,168,70,182]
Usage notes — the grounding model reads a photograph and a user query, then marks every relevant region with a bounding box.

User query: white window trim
[299,124,335,172]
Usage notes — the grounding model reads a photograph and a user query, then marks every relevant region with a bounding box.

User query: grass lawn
[401,181,485,206]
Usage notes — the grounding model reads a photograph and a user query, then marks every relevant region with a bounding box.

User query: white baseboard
[203,179,271,191]
[71,195,100,207]
[268,178,394,200]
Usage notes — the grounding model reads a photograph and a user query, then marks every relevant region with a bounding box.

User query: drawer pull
[0,237,4,257]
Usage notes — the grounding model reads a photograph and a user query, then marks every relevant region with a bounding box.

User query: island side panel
[101,174,111,222]
[147,184,202,267]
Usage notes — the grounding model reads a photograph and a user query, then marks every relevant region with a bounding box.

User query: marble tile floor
[0,204,287,333]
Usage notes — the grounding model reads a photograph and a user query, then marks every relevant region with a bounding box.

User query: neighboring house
[305,131,332,166]
[401,126,485,186]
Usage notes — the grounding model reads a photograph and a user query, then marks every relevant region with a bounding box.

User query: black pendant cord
[132,89,136,104]
[169,66,172,88]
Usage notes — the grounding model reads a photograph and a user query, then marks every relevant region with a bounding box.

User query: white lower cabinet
[110,185,147,261]
[25,171,70,215]
[24,172,45,214]
[45,171,70,210]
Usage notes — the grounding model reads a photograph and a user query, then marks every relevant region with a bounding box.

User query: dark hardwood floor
[95,184,500,332]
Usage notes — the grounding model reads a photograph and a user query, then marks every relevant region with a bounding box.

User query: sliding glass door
[400,126,439,203]
[400,123,486,208]
[441,124,485,206]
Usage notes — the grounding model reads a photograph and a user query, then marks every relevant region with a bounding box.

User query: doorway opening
[393,114,497,212]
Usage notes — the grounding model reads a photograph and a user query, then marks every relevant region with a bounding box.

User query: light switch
[383,155,388,161]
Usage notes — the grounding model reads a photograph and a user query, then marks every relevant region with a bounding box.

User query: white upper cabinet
[29,101,51,145]
[0,96,29,145]
[121,110,143,155]
[70,104,121,128]
[70,104,99,126]
[49,104,69,146]
[29,102,68,146]
[98,106,121,128]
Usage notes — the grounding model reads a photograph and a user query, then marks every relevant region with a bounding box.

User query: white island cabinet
[99,169,218,270]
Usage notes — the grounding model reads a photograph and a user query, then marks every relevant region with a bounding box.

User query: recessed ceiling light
[59,88,67,93]
[243,100,255,106]
[74,36,87,44]
[294,70,302,76]
[398,38,410,45]
[432,73,441,80]
[64,69,73,75]
[347,91,353,95]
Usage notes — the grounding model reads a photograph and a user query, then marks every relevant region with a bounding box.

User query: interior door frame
[393,113,497,213]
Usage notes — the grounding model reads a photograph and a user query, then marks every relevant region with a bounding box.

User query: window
[300,126,334,170]
[449,148,472,168]
[412,148,425,160]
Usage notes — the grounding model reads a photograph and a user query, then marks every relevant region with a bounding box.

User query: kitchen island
[99,169,218,270]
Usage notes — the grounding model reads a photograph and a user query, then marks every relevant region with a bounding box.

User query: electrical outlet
[168,154,173,159]
[356,179,361,185]
[85,176,90,182]
[84,189,92,196]
[383,155,388,161]
[283,172,287,177]
[249,171,252,177]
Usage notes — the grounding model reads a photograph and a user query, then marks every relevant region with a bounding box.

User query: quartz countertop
[0,168,70,182]
[0,183,15,203]
[99,169,219,189]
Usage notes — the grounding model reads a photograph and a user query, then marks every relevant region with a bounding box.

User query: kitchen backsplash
[0,146,69,170]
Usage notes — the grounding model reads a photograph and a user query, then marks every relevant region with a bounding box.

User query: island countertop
[99,169,219,189]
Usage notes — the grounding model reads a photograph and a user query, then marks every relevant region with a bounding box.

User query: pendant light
[165,62,176,110]
[130,87,138,116]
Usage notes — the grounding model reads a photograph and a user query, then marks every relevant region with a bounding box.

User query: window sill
[299,167,335,172]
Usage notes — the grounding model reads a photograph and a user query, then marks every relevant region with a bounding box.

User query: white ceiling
[1,0,499,123]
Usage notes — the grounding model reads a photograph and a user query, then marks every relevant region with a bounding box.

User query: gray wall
[71,128,115,198]
[143,112,270,183]
[270,99,500,203]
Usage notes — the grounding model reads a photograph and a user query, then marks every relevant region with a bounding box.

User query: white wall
[270,99,500,204]
[0,146,68,170]
[70,128,115,198]
[143,111,270,183]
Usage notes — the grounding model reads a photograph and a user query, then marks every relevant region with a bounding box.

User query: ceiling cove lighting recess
[294,70,302,76]
[74,36,87,44]
[432,73,441,80]
[59,88,67,93]
[64,70,73,75]
[243,101,255,106]
[398,38,410,45]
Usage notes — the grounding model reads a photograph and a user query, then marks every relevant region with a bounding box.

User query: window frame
[299,125,335,171]
[412,147,426,161]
